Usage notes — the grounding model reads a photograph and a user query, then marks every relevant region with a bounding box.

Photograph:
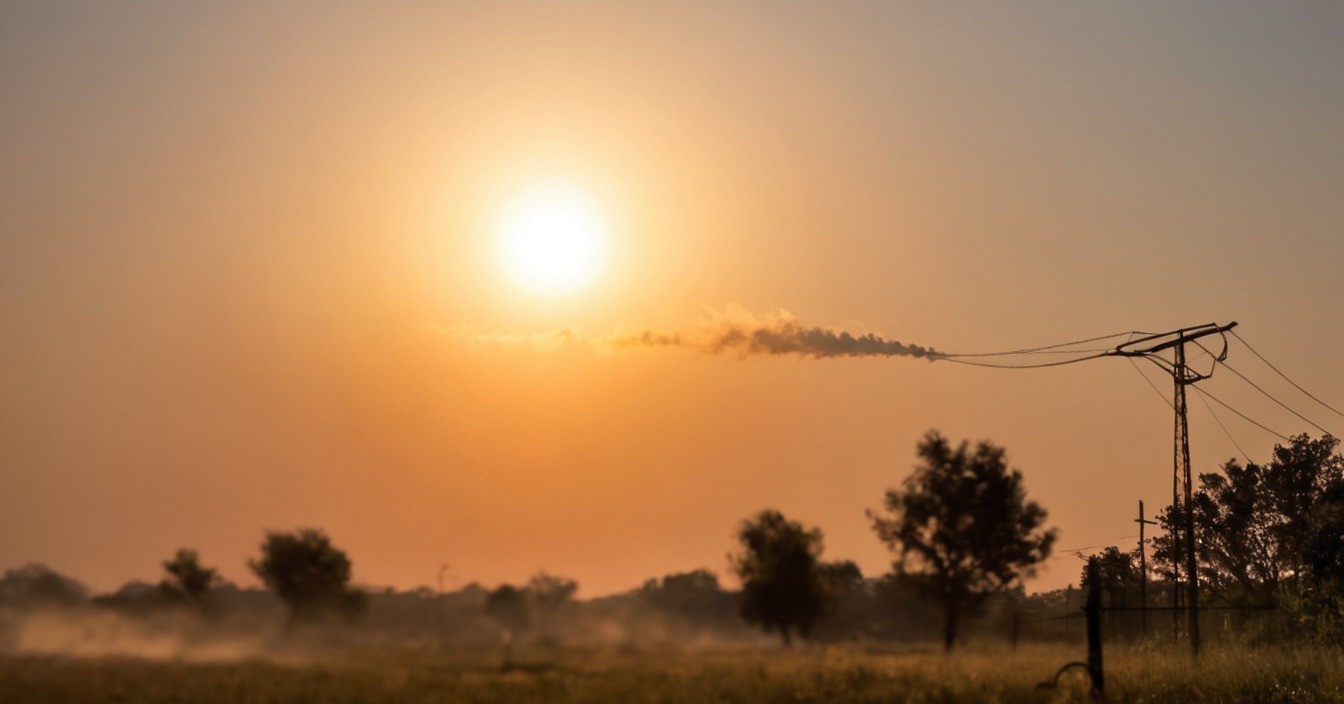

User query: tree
[870,431,1057,652]
[525,571,578,641]
[1152,434,1344,604]
[819,560,864,595]
[1078,547,1141,605]
[1305,476,1344,585]
[484,584,530,640]
[526,571,578,611]
[730,509,831,646]
[640,569,734,624]
[0,563,87,608]
[248,528,365,622]
[1079,546,1145,638]
[160,548,219,606]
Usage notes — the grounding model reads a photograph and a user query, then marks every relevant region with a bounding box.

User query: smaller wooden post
[1136,500,1156,638]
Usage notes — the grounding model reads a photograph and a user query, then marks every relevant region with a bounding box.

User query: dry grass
[2,640,1342,703]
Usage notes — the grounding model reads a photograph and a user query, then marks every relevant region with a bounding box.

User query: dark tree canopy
[483,584,530,638]
[526,571,578,611]
[160,548,219,605]
[870,431,1057,651]
[249,528,364,622]
[730,509,831,646]
[1079,546,1143,606]
[1079,547,1139,592]
[640,569,734,624]
[524,571,579,640]
[1154,434,1344,604]
[820,560,865,595]
[0,563,87,608]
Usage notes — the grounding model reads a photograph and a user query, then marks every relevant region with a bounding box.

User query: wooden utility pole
[1174,341,1200,654]
[1107,321,1238,658]
[1135,500,1157,637]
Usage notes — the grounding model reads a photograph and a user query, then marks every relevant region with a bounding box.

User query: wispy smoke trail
[429,308,939,360]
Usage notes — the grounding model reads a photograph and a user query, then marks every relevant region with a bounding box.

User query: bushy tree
[484,584,530,639]
[1079,547,1141,604]
[870,431,1057,651]
[0,563,87,608]
[525,571,578,640]
[1078,546,1147,638]
[730,509,831,646]
[1153,434,1344,604]
[526,571,578,611]
[640,569,734,624]
[820,560,864,595]
[160,548,219,606]
[1152,434,1344,641]
[249,528,364,622]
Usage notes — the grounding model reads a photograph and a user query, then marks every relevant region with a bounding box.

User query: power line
[1127,357,1175,411]
[936,331,1137,359]
[1193,388,1252,464]
[1192,340,1334,437]
[1190,386,1290,442]
[938,352,1109,369]
[1231,330,1344,422]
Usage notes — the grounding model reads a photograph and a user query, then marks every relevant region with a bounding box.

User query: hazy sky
[3,1,1343,597]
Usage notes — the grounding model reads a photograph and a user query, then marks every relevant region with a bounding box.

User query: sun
[496,185,612,297]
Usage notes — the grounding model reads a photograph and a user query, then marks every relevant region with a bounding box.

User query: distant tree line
[0,431,1071,652]
[0,431,1070,651]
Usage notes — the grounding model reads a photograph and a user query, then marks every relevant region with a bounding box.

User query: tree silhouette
[525,571,578,641]
[639,569,734,624]
[1153,434,1344,604]
[870,431,1057,652]
[160,548,219,606]
[249,528,365,622]
[730,509,830,646]
[1078,546,1141,605]
[0,563,87,608]
[525,571,578,611]
[484,584,530,640]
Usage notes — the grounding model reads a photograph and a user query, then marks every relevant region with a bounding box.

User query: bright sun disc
[496,186,611,297]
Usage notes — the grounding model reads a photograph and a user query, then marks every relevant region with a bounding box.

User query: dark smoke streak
[434,309,939,361]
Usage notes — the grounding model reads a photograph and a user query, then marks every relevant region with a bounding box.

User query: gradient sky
[3,1,1343,597]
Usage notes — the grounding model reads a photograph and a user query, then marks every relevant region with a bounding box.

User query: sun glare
[496,185,612,297]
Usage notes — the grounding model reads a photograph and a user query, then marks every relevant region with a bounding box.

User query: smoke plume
[430,308,939,360]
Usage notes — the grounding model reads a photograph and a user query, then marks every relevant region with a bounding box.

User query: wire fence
[1012,602,1281,647]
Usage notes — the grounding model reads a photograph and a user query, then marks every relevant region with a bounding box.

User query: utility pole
[1135,500,1157,637]
[1107,321,1237,658]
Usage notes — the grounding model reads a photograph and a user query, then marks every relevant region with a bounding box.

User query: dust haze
[0,570,782,663]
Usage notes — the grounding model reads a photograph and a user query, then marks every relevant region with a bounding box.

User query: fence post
[1085,557,1105,701]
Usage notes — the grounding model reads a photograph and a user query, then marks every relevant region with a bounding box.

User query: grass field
[3,641,1342,703]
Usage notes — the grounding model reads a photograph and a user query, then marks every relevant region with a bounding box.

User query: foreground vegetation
[3,641,1343,703]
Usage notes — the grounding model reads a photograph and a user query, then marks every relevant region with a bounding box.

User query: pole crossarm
[1106,322,1238,359]
[1105,322,1238,384]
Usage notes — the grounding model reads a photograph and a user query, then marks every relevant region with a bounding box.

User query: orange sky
[3,2,1343,597]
